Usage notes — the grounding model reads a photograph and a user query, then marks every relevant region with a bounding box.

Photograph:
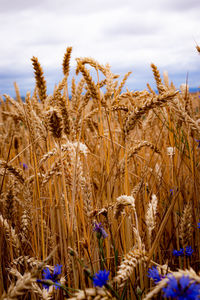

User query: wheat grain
[1,272,36,300]
[124,90,179,136]
[179,203,193,247]
[63,46,72,76]
[31,56,47,103]
[114,247,146,288]
[114,195,135,219]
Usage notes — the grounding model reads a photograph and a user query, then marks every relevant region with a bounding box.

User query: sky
[0,0,200,97]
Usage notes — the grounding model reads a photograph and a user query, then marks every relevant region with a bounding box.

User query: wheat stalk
[114,247,146,288]
[31,56,47,103]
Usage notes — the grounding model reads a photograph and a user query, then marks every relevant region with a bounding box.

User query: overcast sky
[0,0,200,96]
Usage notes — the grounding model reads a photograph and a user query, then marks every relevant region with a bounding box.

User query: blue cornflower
[185,246,194,256]
[197,222,200,229]
[173,248,184,257]
[23,163,28,170]
[93,222,108,239]
[37,264,62,290]
[162,275,200,299]
[147,266,163,283]
[170,189,173,195]
[93,269,110,287]
[19,162,28,170]
[195,140,200,148]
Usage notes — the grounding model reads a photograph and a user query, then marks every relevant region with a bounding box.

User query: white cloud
[0,0,200,96]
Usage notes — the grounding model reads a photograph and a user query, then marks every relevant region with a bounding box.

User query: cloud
[162,0,200,11]
[0,0,200,96]
[105,17,160,37]
[0,0,43,13]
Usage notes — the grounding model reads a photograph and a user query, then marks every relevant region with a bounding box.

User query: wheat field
[0,46,200,299]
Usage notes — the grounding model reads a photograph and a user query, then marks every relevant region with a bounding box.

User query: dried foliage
[0,48,200,299]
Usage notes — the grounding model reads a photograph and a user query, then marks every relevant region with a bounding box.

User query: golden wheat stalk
[179,202,193,247]
[76,61,99,100]
[114,195,135,219]
[63,46,72,76]
[76,56,107,76]
[31,56,47,103]
[68,287,115,299]
[145,194,158,247]
[1,272,36,300]
[0,214,20,250]
[114,247,146,288]
[151,63,166,94]
[47,107,63,139]
[0,160,25,184]
[124,90,179,135]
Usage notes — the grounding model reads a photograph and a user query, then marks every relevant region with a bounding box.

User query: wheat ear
[63,46,72,76]
[196,45,200,53]
[47,107,63,139]
[31,56,47,103]
[1,272,36,300]
[145,194,158,248]
[179,202,193,247]
[68,287,115,299]
[124,90,178,135]
[151,63,166,93]
[114,247,146,288]
[76,61,98,100]
[0,160,25,184]
[0,214,20,251]
[114,195,135,219]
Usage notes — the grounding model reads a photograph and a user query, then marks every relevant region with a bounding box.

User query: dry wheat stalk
[76,61,99,100]
[39,146,58,165]
[118,141,160,176]
[63,46,72,76]
[0,160,25,184]
[13,82,23,104]
[20,208,31,242]
[68,287,115,300]
[170,97,200,133]
[114,247,146,288]
[124,90,178,136]
[3,94,25,123]
[73,77,85,112]
[163,71,170,88]
[110,105,129,112]
[196,45,200,53]
[179,202,193,247]
[116,71,132,98]
[25,93,47,141]
[31,56,47,103]
[76,57,107,76]
[47,107,63,139]
[1,272,36,300]
[151,63,166,94]
[114,195,135,219]
[105,63,115,100]
[0,214,20,251]
[32,283,55,300]
[4,186,15,224]
[42,159,62,186]
[56,90,71,136]
[145,194,158,246]
[131,180,145,197]
[9,256,53,272]
[146,82,156,95]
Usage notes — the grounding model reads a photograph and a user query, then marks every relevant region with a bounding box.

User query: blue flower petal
[93,270,110,287]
